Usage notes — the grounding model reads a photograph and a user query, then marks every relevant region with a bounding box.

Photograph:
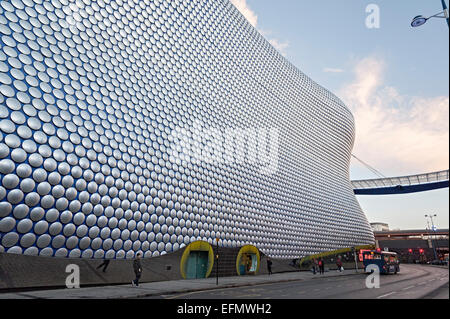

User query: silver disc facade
[0,0,374,260]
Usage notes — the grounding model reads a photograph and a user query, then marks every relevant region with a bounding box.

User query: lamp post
[352,247,358,273]
[215,237,219,285]
[425,214,438,261]
[428,214,440,259]
[411,0,449,28]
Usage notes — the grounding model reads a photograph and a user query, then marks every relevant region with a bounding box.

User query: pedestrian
[336,256,342,272]
[267,257,273,275]
[339,257,344,272]
[131,252,143,287]
[312,258,317,275]
[96,259,110,273]
[318,258,325,274]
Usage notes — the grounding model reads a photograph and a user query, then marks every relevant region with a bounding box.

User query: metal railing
[352,169,449,190]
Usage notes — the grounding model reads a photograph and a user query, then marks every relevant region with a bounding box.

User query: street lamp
[425,214,438,261]
[427,214,440,259]
[215,237,219,285]
[411,0,449,28]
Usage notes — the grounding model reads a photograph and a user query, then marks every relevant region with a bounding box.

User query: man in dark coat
[132,253,143,287]
[267,257,273,275]
[318,258,325,274]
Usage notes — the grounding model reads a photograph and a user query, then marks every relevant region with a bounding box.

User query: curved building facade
[0,0,374,260]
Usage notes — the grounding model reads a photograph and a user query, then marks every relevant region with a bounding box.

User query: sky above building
[230,0,449,230]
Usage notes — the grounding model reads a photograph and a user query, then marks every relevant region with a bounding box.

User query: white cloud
[340,56,449,176]
[230,0,289,56]
[323,67,345,73]
[230,0,258,27]
[268,38,289,57]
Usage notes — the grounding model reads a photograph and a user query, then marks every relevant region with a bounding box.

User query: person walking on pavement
[267,257,273,275]
[336,256,343,272]
[96,259,110,273]
[318,258,325,274]
[312,258,317,275]
[131,252,143,287]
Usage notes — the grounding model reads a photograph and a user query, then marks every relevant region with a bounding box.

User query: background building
[374,228,449,263]
[370,222,390,232]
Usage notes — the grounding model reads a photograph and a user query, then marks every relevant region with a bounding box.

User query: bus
[362,250,400,274]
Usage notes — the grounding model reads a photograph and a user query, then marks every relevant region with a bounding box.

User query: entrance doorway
[239,253,258,275]
[236,245,260,276]
[180,241,214,279]
[186,251,209,279]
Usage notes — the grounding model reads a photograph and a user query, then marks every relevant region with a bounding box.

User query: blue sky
[232,0,449,230]
[245,0,449,98]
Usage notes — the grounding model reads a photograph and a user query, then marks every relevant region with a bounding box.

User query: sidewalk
[0,269,362,299]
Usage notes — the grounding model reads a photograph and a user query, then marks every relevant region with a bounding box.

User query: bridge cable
[351,154,386,179]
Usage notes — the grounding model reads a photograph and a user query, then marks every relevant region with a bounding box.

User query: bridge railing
[351,169,449,190]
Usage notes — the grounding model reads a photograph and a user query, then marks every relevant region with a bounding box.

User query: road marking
[165,291,197,299]
[377,291,396,299]
[236,294,262,298]
[164,287,235,299]
[402,285,415,291]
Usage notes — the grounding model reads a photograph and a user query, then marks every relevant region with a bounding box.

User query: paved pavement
[0,267,359,299]
[0,264,447,299]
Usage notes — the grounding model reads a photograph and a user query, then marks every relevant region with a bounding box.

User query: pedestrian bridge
[352,170,449,195]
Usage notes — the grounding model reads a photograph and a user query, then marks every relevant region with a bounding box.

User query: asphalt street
[154,264,448,299]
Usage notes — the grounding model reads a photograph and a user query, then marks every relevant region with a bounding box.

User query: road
[152,264,448,299]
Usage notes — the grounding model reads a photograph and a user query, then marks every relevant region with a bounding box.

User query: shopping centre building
[0,0,374,287]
